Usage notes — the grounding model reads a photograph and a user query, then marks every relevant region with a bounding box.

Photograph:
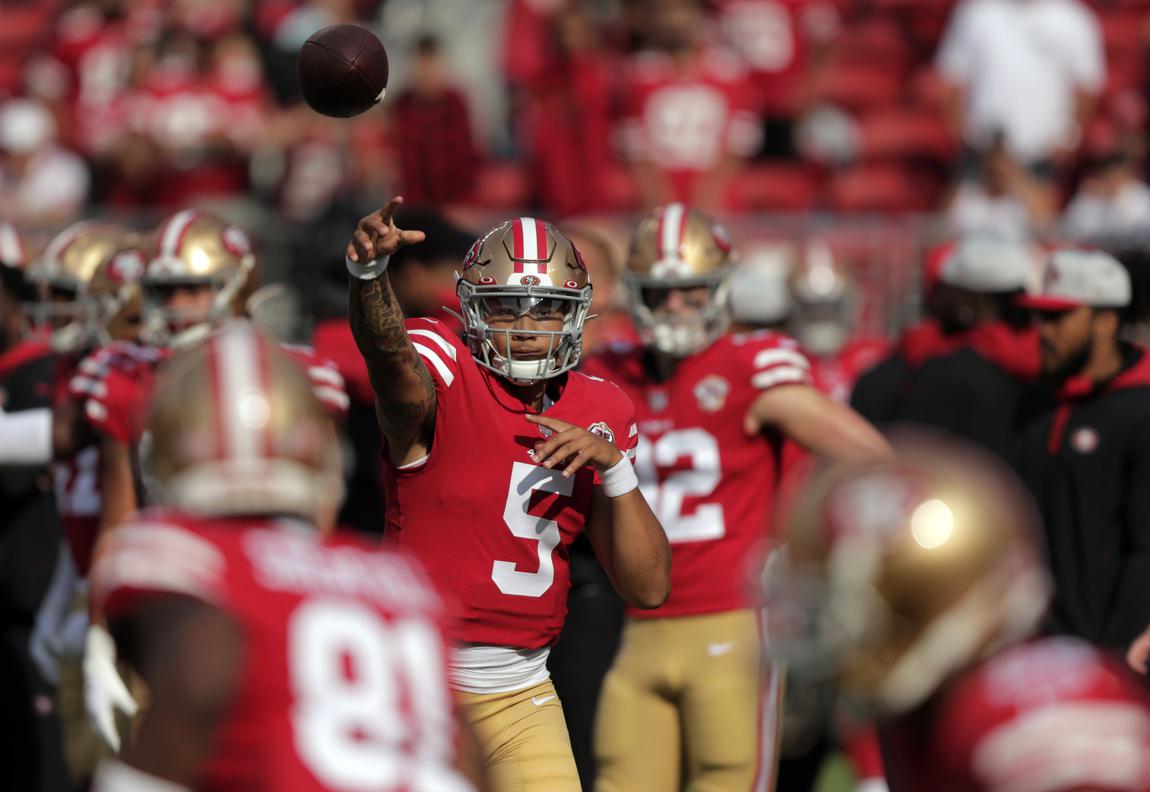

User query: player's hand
[526,414,623,477]
[347,196,426,264]
[84,625,138,752]
[1127,623,1150,675]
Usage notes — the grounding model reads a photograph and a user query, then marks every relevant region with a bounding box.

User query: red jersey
[93,510,471,792]
[79,341,348,447]
[880,637,1150,792]
[385,318,638,650]
[810,337,890,404]
[619,49,761,205]
[583,331,812,618]
[715,0,840,114]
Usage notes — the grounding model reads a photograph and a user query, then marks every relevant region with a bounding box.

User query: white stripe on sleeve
[752,367,810,390]
[408,329,458,361]
[753,348,810,371]
[414,344,455,387]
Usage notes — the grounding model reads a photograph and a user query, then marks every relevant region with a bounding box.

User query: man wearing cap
[1015,249,1150,649]
[898,236,1040,460]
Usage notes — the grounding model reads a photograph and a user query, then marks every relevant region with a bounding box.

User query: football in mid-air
[297,25,389,118]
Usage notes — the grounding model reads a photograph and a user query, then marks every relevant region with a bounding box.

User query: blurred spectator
[1015,250,1150,650]
[511,4,622,216]
[0,99,89,225]
[391,35,478,206]
[715,0,840,159]
[618,0,761,212]
[900,236,1039,461]
[728,246,793,332]
[937,0,1105,172]
[944,136,1057,241]
[1063,150,1150,240]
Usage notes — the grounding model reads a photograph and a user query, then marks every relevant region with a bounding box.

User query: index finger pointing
[378,196,404,224]
[525,413,573,432]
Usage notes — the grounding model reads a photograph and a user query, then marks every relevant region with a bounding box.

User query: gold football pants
[457,679,581,792]
[594,609,780,792]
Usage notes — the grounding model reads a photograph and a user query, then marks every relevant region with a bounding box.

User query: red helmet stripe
[658,203,687,261]
[512,217,526,262]
[206,334,229,462]
[533,219,548,264]
[212,323,265,461]
[158,210,200,260]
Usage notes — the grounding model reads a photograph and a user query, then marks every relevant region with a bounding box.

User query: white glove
[856,780,890,792]
[29,542,81,684]
[84,625,138,752]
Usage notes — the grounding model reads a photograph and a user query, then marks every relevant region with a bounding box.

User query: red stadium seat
[815,63,905,113]
[730,164,821,212]
[857,109,956,162]
[826,165,928,213]
[835,18,912,71]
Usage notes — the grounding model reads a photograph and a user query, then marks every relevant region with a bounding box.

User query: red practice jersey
[583,331,812,618]
[880,637,1150,792]
[618,49,761,205]
[384,318,638,650]
[78,340,348,447]
[93,510,471,792]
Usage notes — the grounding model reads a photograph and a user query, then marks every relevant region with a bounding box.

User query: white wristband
[346,253,391,281]
[600,455,639,498]
[0,407,52,465]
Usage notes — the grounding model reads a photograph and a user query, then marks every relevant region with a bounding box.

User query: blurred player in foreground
[90,322,476,791]
[73,210,347,751]
[764,434,1150,791]
[346,198,670,791]
[584,204,888,792]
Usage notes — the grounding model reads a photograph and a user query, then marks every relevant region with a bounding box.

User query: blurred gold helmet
[89,235,149,345]
[142,210,258,347]
[789,240,855,357]
[146,321,342,524]
[26,221,137,351]
[763,433,1049,723]
[456,217,592,382]
[625,203,734,356]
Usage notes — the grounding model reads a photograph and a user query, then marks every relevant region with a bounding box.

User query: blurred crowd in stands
[0,0,1147,239]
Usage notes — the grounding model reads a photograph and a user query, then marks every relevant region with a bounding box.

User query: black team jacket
[899,322,1040,462]
[1015,343,1150,650]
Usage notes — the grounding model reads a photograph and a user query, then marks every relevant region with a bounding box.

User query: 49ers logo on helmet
[222,226,252,257]
[108,251,145,284]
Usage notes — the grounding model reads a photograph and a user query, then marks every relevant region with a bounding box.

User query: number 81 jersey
[93,510,471,792]
[583,331,812,618]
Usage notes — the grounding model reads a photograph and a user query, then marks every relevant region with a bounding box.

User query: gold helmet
[26,221,137,350]
[146,320,342,524]
[142,210,258,347]
[763,433,1049,724]
[88,235,149,345]
[625,203,734,356]
[788,240,855,357]
[456,217,592,381]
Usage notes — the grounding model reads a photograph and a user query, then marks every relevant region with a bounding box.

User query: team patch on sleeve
[750,344,812,391]
[93,522,227,613]
[407,318,462,389]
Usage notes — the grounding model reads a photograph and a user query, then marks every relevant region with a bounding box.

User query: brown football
[297,25,389,118]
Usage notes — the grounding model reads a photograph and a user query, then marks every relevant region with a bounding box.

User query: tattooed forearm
[348,275,436,446]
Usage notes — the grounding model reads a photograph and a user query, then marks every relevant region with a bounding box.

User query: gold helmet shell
[26,222,136,349]
[625,203,734,356]
[764,433,1050,721]
[457,217,592,382]
[143,210,258,347]
[89,235,149,345]
[147,321,342,524]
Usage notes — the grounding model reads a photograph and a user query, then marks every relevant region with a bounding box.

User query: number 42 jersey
[583,331,813,618]
[385,318,638,650]
[93,510,472,792]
